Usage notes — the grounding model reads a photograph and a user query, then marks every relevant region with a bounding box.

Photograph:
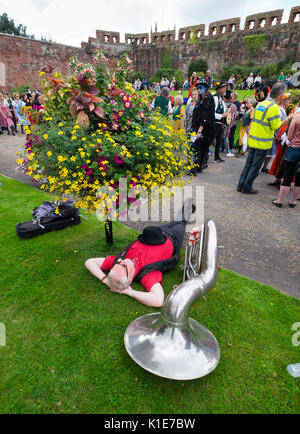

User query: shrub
[150,69,184,85]
[260,63,278,80]
[188,58,208,77]
[17,52,192,219]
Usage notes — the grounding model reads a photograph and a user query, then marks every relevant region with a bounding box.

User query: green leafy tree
[188,58,208,77]
[0,13,34,38]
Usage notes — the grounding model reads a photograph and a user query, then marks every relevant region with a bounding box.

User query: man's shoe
[214,158,225,163]
[241,190,258,194]
[261,168,269,173]
[237,188,242,192]
[201,164,208,170]
[226,152,234,157]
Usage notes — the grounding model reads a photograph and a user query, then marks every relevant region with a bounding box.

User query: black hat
[214,81,227,90]
[224,90,232,100]
[196,79,209,89]
[138,226,168,245]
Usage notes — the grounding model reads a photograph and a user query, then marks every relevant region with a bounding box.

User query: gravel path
[1,133,299,299]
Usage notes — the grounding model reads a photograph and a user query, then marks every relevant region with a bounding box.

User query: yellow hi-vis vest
[248,99,282,150]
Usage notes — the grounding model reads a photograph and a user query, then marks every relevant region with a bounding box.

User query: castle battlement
[81,6,300,52]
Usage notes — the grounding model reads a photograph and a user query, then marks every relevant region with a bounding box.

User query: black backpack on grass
[16,200,81,239]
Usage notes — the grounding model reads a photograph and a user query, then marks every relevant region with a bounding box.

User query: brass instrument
[124,220,221,381]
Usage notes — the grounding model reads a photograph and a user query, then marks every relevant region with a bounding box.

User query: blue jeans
[285,147,300,163]
[237,147,267,192]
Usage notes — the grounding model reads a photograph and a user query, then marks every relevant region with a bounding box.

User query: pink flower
[85,169,93,177]
[114,156,125,164]
[138,111,145,119]
[112,122,119,130]
[124,101,132,109]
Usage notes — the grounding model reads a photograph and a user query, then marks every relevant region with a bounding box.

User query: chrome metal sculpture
[124,220,220,380]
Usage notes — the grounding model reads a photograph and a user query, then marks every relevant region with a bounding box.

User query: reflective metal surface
[124,220,221,380]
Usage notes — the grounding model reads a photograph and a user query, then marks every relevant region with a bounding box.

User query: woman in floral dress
[12,92,30,134]
[0,93,15,135]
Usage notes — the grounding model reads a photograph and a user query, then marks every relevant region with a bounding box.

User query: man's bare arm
[122,283,164,308]
[85,258,110,287]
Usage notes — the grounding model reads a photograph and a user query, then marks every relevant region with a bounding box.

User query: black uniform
[191,93,215,170]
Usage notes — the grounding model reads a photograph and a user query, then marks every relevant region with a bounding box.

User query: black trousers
[213,123,224,160]
[160,221,186,256]
[193,131,213,168]
[282,160,300,187]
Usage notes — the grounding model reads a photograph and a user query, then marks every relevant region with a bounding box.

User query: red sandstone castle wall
[0,33,92,91]
[0,6,299,89]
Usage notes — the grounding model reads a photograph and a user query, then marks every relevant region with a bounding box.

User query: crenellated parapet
[209,18,240,36]
[80,5,300,52]
[125,33,149,45]
[288,6,300,24]
[244,9,283,30]
[178,25,205,41]
[151,30,176,45]
[95,30,120,44]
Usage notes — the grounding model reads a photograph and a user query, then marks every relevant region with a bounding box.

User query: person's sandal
[272,200,282,208]
[289,203,296,208]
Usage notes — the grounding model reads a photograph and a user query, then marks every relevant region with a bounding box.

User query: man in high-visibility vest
[237,83,295,194]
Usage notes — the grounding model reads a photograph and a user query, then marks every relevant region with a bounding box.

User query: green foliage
[10,84,31,97]
[161,48,172,69]
[0,12,34,38]
[219,63,261,81]
[260,63,278,80]
[150,69,184,84]
[126,69,148,83]
[243,34,266,58]
[188,58,208,77]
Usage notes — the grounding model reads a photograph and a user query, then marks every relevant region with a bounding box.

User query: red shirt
[101,238,174,292]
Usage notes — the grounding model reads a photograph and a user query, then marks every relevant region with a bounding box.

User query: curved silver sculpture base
[124,313,221,381]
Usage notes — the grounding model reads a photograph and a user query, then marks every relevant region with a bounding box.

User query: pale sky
[0,0,297,47]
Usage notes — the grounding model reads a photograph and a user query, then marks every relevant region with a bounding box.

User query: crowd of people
[0,87,43,135]
[150,75,300,208]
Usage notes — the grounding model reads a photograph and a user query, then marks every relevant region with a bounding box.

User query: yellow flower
[70,156,76,162]
[47,151,52,157]
[43,134,49,139]
[58,131,64,135]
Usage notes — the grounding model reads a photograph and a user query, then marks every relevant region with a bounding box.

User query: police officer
[237,83,295,194]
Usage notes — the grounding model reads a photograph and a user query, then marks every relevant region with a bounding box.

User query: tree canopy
[0,13,34,38]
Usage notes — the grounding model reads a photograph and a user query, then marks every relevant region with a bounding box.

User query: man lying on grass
[85,199,196,307]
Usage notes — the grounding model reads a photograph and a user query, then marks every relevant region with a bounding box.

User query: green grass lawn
[0,174,299,414]
[170,89,254,101]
